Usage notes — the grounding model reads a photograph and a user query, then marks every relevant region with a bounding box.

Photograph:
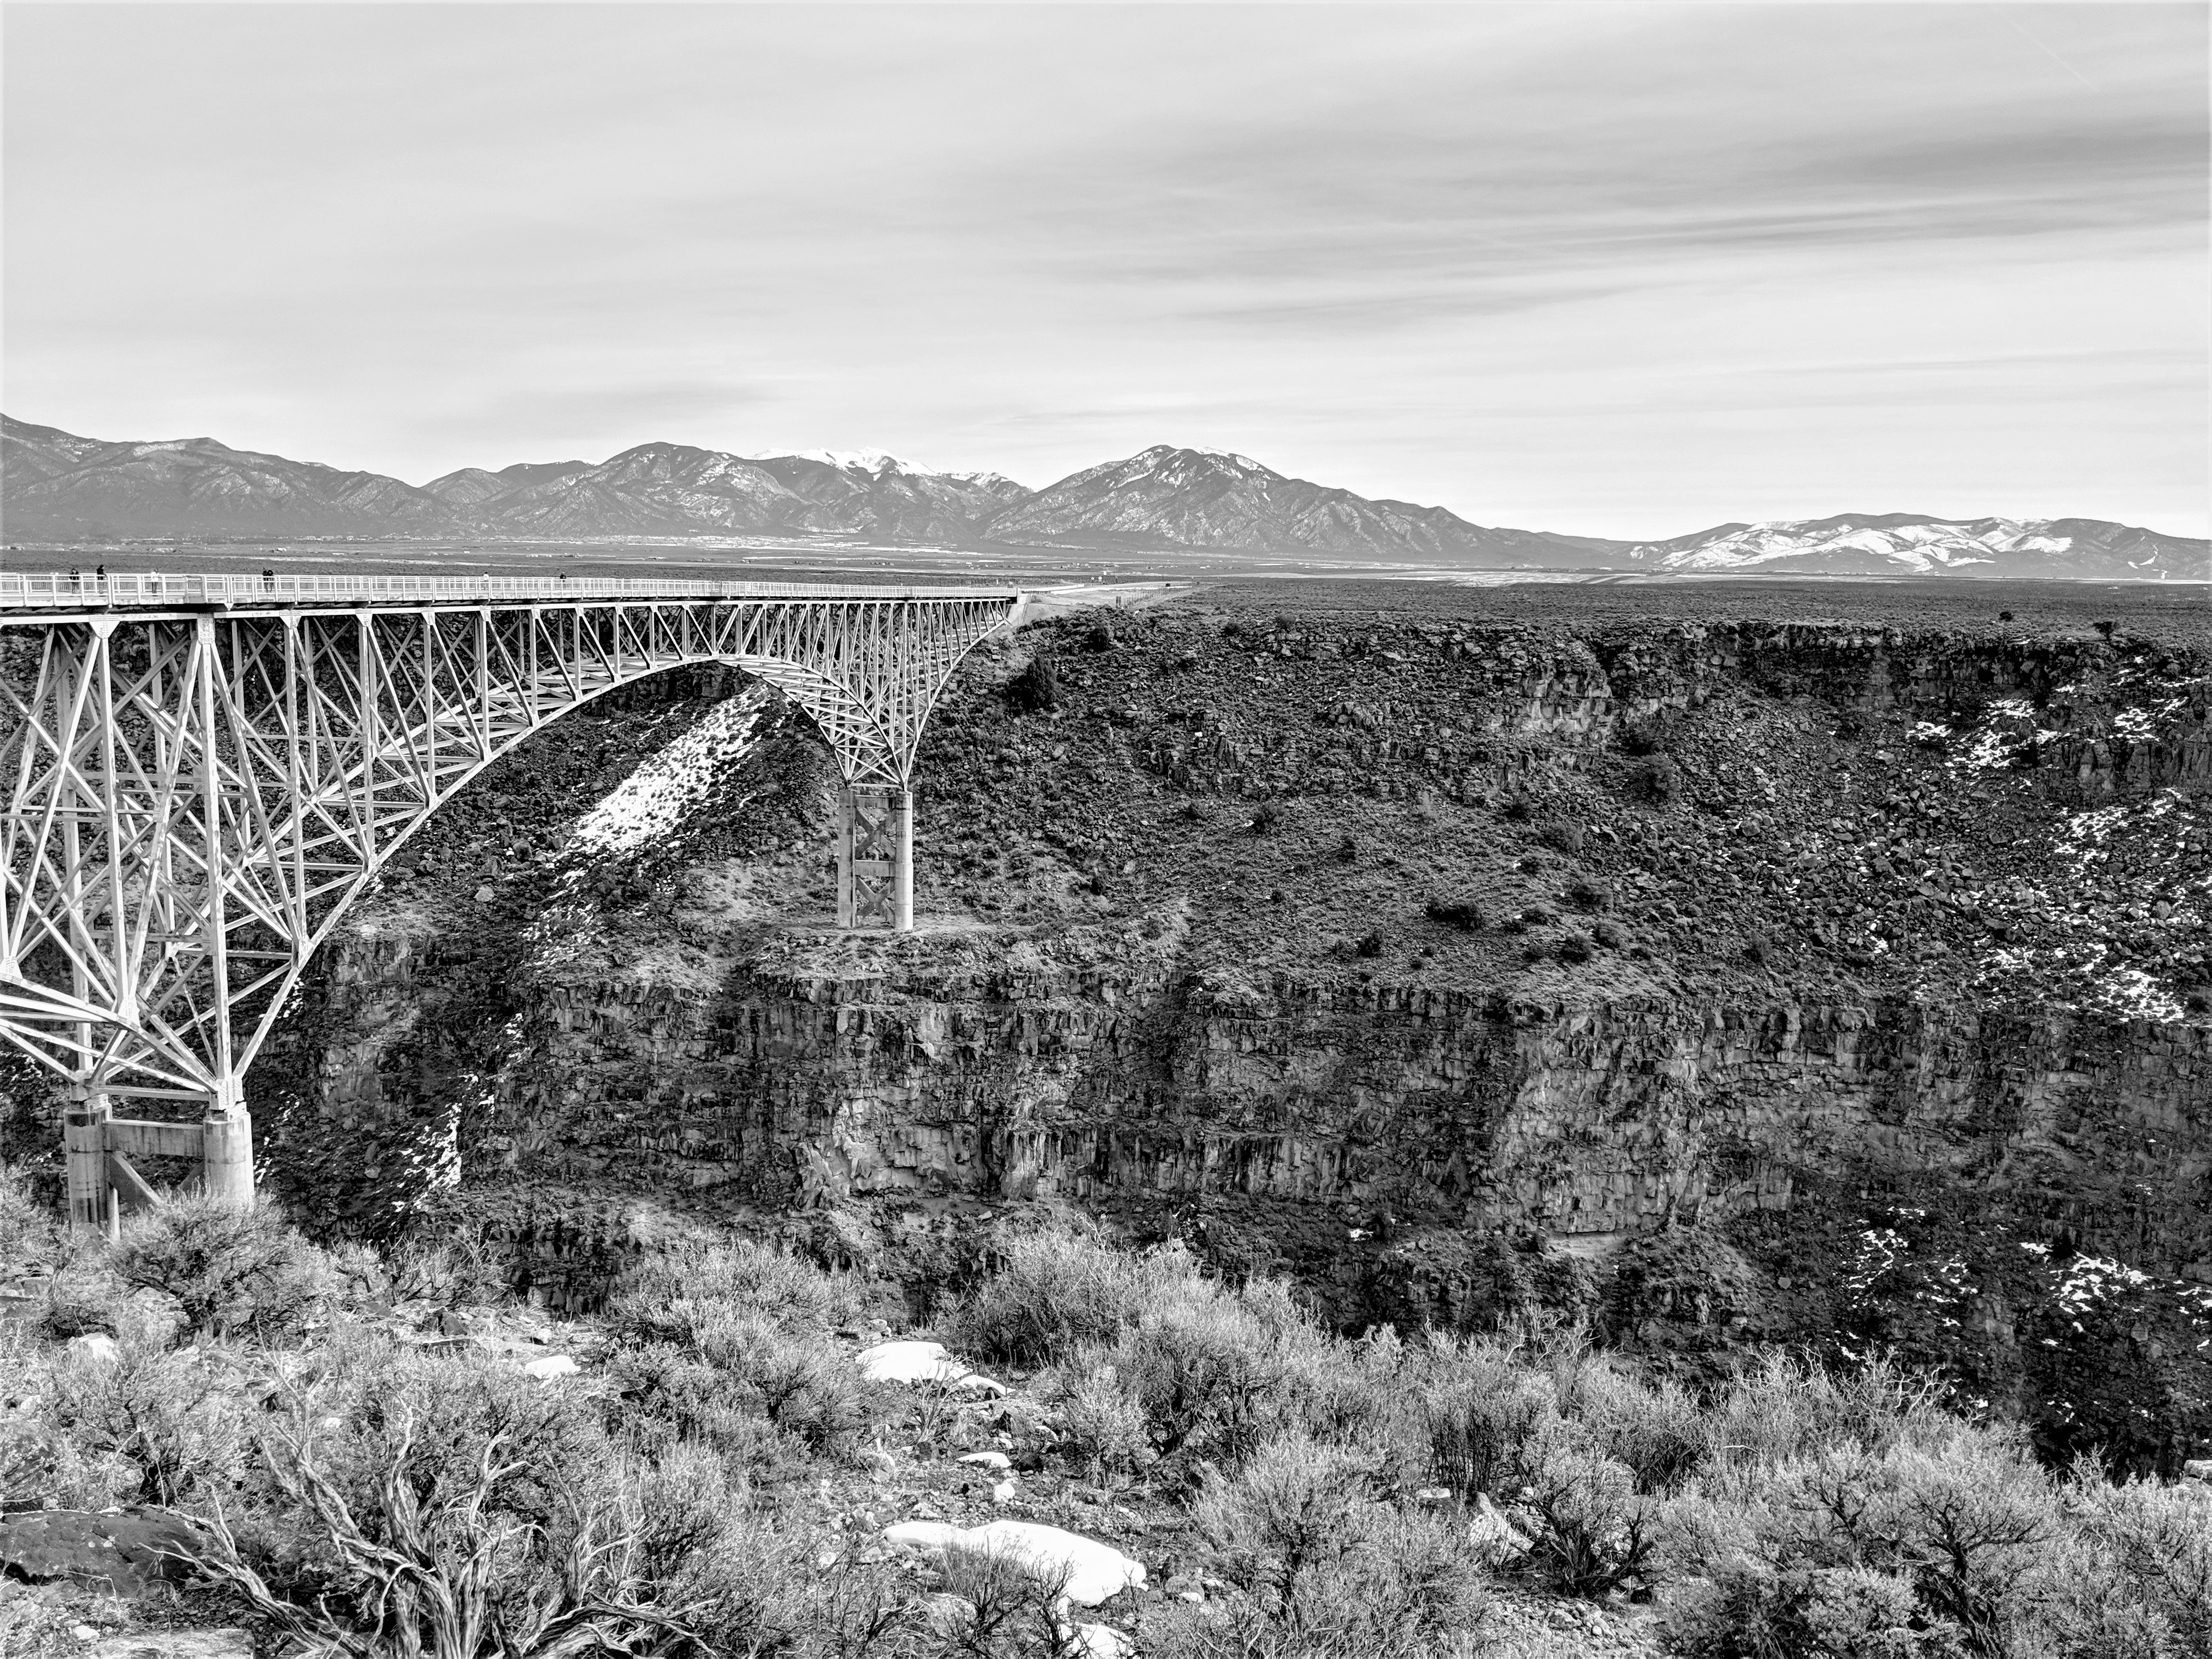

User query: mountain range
[3,414,2202,579]
[1618,513,2204,582]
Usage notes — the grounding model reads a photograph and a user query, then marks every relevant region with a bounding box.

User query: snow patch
[566,692,768,859]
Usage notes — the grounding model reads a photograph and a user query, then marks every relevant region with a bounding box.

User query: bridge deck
[0,571,1018,615]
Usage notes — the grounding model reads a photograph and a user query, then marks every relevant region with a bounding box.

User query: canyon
[129,578,2204,1476]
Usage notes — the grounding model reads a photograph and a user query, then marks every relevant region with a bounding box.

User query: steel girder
[0,593,1013,1109]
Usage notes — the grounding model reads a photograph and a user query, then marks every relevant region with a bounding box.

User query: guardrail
[0,572,1021,611]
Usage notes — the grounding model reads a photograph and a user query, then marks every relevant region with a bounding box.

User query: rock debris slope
[238,583,2212,1472]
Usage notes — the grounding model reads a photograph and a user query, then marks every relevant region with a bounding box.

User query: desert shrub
[1108,1295,1296,1464]
[1424,896,1485,930]
[1082,620,1118,652]
[0,1326,143,1509]
[1593,919,1624,950]
[193,1393,697,1659]
[1502,796,1533,822]
[1564,877,1608,912]
[1040,1363,1155,1482]
[611,1342,801,1480]
[1249,800,1283,833]
[2073,1469,2212,1649]
[675,1516,919,1659]
[1333,833,1358,862]
[1194,1432,1381,1597]
[613,1307,888,1467]
[1415,1348,1559,1503]
[1630,754,1683,805]
[1699,1353,1950,1487]
[932,1539,1071,1655]
[1662,1558,1944,1659]
[1662,1429,2071,1655]
[1556,933,1594,964]
[689,1305,889,1452]
[42,1334,249,1505]
[607,1236,871,1344]
[1560,1361,1707,1496]
[1536,820,1586,855]
[1619,717,1667,757]
[1511,1432,1658,1599]
[1353,932,1383,958]
[0,1160,59,1269]
[109,1197,338,1342]
[1033,1269,1355,1476]
[1521,902,1556,927]
[953,1229,1200,1366]
[1003,655,1059,713]
[381,1230,509,1310]
[1156,1451,1485,1658]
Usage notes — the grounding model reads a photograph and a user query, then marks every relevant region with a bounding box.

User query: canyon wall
[252,595,2212,1464]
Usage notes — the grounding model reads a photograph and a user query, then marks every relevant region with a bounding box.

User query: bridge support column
[894,791,914,933]
[201,1080,255,1207]
[836,786,915,932]
[63,1086,115,1239]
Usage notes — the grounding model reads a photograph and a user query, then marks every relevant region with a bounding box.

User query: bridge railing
[0,571,1019,611]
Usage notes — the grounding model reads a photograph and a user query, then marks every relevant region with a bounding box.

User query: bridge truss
[0,576,1017,1228]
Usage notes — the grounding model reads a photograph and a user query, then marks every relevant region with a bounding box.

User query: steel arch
[0,580,1018,1223]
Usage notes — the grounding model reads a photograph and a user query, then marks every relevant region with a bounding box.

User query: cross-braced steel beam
[0,577,1017,1226]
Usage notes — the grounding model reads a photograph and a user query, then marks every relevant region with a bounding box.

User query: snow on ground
[566,689,771,859]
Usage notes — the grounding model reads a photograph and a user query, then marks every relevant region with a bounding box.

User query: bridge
[0,570,1020,1230]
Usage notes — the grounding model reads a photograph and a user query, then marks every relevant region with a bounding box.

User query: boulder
[0,1508,215,1596]
[90,1632,252,1659]
[856,1340,1006,1395]
[883,1519,1144,1606]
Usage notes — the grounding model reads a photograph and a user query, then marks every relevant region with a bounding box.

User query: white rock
[856,1340,1004,1395]
[991,1478,1018,1505]
[522,1355,580,1381]
[1065,1624,1132,1659]
[959,1451,1013,1471]
[881,1519,1143,1605]
[883,1520,961,1554]
[66,1333,121,1365]
[857,1341,970,1385]
[954,1521,1146,1606]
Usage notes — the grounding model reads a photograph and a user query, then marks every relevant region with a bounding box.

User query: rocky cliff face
[251,588,2212,1469]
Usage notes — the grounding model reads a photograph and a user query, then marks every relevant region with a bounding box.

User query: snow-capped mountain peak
[1623,513,2204,580]
[770,448,912,473]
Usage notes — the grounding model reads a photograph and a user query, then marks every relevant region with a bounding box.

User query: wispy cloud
[4,3,2203,535]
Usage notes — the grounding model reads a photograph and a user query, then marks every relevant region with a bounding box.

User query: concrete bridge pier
[60,1076,254,1232]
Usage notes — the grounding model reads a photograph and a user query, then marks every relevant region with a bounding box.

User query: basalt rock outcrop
[218,588,2212,1469]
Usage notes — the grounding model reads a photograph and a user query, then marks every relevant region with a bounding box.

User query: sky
[4,3,2206,539]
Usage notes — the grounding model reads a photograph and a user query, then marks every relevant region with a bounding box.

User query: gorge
[168,577,2212,1475]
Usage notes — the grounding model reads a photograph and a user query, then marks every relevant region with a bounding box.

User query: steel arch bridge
[0,572,1019,1228]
